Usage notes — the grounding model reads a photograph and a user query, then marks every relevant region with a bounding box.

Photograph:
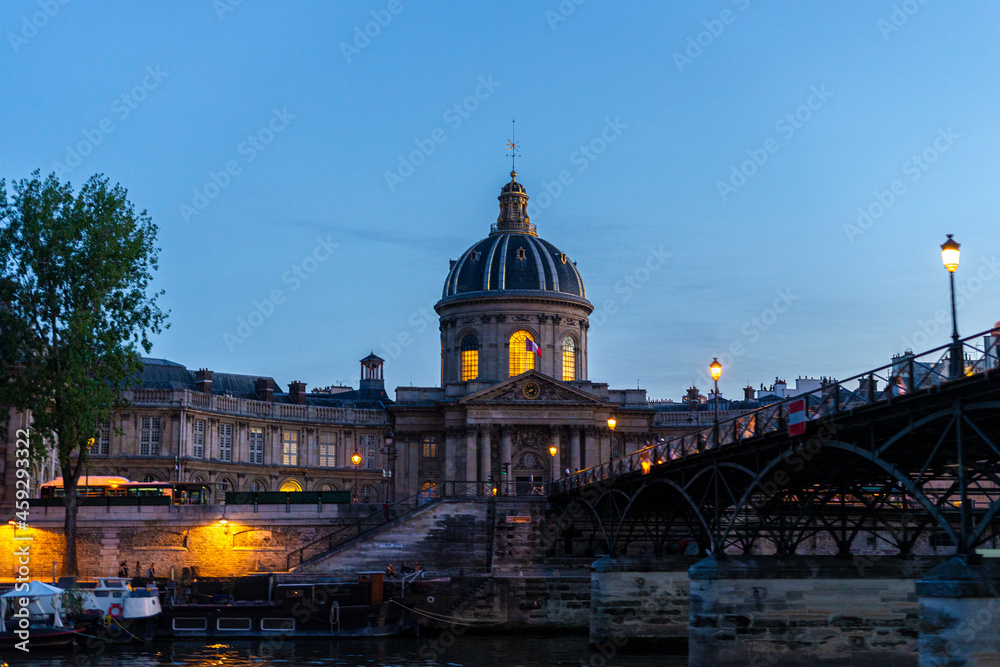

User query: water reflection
[5,634,685,667]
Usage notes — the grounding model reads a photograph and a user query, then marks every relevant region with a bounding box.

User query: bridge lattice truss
[548,331,1000,558]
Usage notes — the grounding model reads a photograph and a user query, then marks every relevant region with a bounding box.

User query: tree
[0,171,167,576]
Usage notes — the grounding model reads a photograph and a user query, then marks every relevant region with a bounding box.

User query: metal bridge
[548,329,1000,559]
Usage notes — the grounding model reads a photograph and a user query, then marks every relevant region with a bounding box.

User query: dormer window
[470,250,480,262]
[560,253,568,264]
[516,247,526,261]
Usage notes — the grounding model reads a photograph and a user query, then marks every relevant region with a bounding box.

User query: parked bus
[38,477,211,505]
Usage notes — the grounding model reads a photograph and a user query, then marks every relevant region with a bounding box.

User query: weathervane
[506,118,520,171]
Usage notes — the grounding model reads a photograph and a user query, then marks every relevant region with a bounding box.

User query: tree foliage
[0,171,167,575]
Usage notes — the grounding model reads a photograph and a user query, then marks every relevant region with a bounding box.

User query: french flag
[525,339,542,356]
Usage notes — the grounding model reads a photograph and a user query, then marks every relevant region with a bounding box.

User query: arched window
[360,485,376,502]
[249,479,266,493]
[562,336,577,381]
[141,474,159,483]
[279,479,301,492]
[509,330,536,377]
[460,335,479,381]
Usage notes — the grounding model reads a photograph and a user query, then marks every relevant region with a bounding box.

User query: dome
[442,233,586,299]
[441,171,586,301]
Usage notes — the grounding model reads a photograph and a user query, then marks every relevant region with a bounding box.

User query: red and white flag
[788,399,806,436]
[525,339,542,356]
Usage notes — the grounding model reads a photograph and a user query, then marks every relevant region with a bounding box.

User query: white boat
[71,577,161,642]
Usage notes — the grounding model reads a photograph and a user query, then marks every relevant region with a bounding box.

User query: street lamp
[549,445,557,484]
[381,430,396,503]
[351,450,362,501]
[607,415,617,431]
[710,357,722,446]
[941,234,962,379]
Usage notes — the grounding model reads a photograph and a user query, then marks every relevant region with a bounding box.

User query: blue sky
[2,1,998,400]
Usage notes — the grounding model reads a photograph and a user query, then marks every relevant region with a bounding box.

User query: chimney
[289,381,307,405]
[255,378,274,403]
[744,385,755,401]
[195,369,213,393]
[858,376,878,399]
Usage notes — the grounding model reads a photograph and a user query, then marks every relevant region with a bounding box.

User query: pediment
[459,370,605,406]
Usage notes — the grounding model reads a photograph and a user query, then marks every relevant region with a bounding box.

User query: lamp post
[381,430,396,503]
[941,234,962,379]
[710,357,722,446]
[351,450,362,501]
[548,444,557,485]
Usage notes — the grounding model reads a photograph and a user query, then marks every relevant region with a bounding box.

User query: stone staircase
[292,498,493,575]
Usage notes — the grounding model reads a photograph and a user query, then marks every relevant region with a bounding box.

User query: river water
[8,635,686,666]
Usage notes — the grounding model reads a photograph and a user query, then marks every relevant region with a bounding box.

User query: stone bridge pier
[589,555,1000,666]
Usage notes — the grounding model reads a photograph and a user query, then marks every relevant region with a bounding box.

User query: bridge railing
[553,327,999,493]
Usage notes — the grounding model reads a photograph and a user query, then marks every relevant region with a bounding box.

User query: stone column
[465,426,478,492]
[919,555,1000,664]
[444,428,458,489]
[584,427,596,469]
[479,425,491,482]
[570,427,581,473]
[501,428,512,495]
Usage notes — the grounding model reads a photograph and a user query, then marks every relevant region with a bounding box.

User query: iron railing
[553,328,999,494]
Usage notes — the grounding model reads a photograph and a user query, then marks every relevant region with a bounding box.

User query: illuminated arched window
[461,335,479,381]
[562,336,577,381]
[279,480,302,492]
[509,330,536,377]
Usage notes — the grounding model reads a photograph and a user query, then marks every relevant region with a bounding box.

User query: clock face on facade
[522,381,541,399]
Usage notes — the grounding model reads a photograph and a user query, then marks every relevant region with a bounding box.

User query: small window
[282,430,298,466]
[562,336,577,382]
[140,417,160,456]
[509,330,536,376]
[217,618,251,631]
[141,474,158,483]
[219,424,233,462]
[173,617,207,630]
[515,246,526,261]
[318,432,336,467]
[192,420,205,459]
[422,436,437,459]
[261,618,295,632]
[250,480,263,493]
[249,427,264,464]
[95,591,109,598]
[92,419,111,456]
[461,335,479,381]
[470,250,480,262]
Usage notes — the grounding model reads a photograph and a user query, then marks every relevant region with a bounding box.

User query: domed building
[437,170,592,385]
[390,171,654,500]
